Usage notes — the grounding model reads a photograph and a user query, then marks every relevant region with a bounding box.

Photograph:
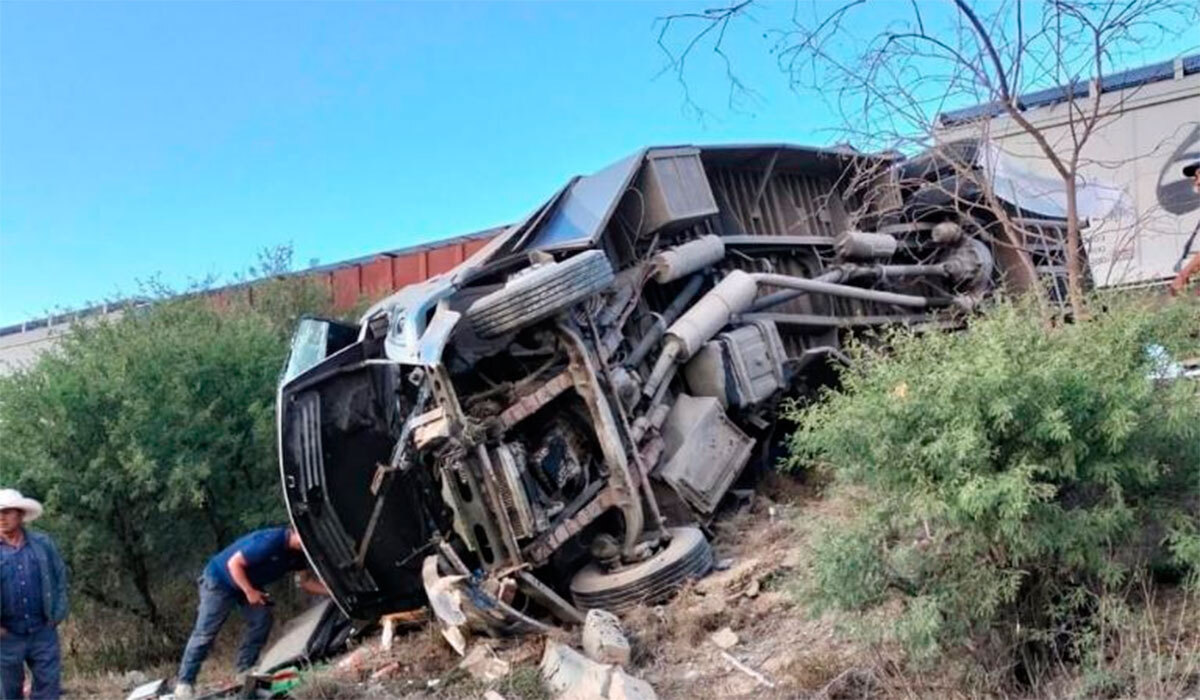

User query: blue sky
[0,1,1192,325]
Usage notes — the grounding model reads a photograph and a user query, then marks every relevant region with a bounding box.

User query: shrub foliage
[785,296,1200,670]
[0,256,333,643]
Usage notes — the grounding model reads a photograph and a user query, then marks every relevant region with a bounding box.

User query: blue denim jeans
[176,573,274,684]
[0,624,61,699]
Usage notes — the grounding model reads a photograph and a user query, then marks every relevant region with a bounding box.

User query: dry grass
[60,585,313,698]
[620,480,887,698]
[1036,583,1200,699]
[289,625,549,700]
[68,469,1199,699]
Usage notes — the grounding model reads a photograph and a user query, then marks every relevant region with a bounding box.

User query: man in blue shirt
[0,489,69,700]
[174,526,327,699]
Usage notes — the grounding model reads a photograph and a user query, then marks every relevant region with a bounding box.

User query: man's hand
[227,551,271,606]
[297,570,330,596]
[0,626,7,637]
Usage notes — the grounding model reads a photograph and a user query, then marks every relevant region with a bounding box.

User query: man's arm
[226,552,267,605]
[296,570,329,596]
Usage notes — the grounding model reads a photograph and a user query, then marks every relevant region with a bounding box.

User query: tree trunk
[1063,180,1087,317]
[111,506,162,626]
[202,484,229,547]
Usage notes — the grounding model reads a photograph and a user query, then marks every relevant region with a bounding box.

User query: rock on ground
[541,639,657,700]
[582,609,631,666]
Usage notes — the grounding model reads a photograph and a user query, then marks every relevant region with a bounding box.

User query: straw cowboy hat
[0,489,44,522]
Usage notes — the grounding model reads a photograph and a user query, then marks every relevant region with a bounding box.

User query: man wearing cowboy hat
[1170,160,1200,295]
[0,489,69,700]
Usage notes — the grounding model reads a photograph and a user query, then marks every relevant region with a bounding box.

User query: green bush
[0,251,335,666]
[784,296,1200,671]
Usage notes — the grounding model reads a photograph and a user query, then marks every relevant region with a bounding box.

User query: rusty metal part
[651,235,726,283]
[683,319,788,409]
[739,312,936,328]
[491,443,537,539]
[412,407,451,449]
[587,314,666,535]
[557,325,644,559]
[664,270,760,360]
[639,435,664,470]
[834,231,898,260]
[475,443,523,566]
[624,274,705,369]
[658,394,754,515]
[629,403,671,446]
[940,238,994,291]
[748,264,951,312]
[488,590,557,634]
[427,366,514,568]
[642,270,759,399]
[439,456,504,567]
[524,486,622,564]
[515,570,586,625]
[437,540,471,576]
[753,272,954,308]
[495,370,573,433]
[428,365,468,432]
[747,269,843,312]
[752,148,780,210]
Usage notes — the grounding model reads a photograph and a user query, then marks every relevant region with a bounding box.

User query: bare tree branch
[656,0,1198,315]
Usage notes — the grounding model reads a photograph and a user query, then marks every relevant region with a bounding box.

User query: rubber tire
[468,250,614,338]
[569,527,714,612]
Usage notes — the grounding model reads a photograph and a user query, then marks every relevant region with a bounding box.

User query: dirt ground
[70,473,1200,699]
[278,474,900,700]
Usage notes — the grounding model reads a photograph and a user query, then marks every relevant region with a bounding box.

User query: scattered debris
[718,650,776,690]
[541,639,658,700]
[483,691,508,700]
[607,668,657,700]
[459,642,512,683]
[334,645,372,676]
[422,554,469,655]
[709,627,738,650]
[123,671,150,689]
[582,609,631,666]
[379,609,428,651]
[368,661,401,681]
[542,640,612,697]
[125,678,164,700]
[696,557,762,598]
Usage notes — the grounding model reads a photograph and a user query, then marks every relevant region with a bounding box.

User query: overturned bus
[276,142,1076,627]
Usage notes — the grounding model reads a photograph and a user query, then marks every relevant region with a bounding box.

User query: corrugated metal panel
[392,253,428,288]
[318,235,497,310]
[706,164,895,358]
[332,267,362,310]
[464,237,490,257]
[427,245,464,276]
[709,168,846,238]
[361,257,394,298]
